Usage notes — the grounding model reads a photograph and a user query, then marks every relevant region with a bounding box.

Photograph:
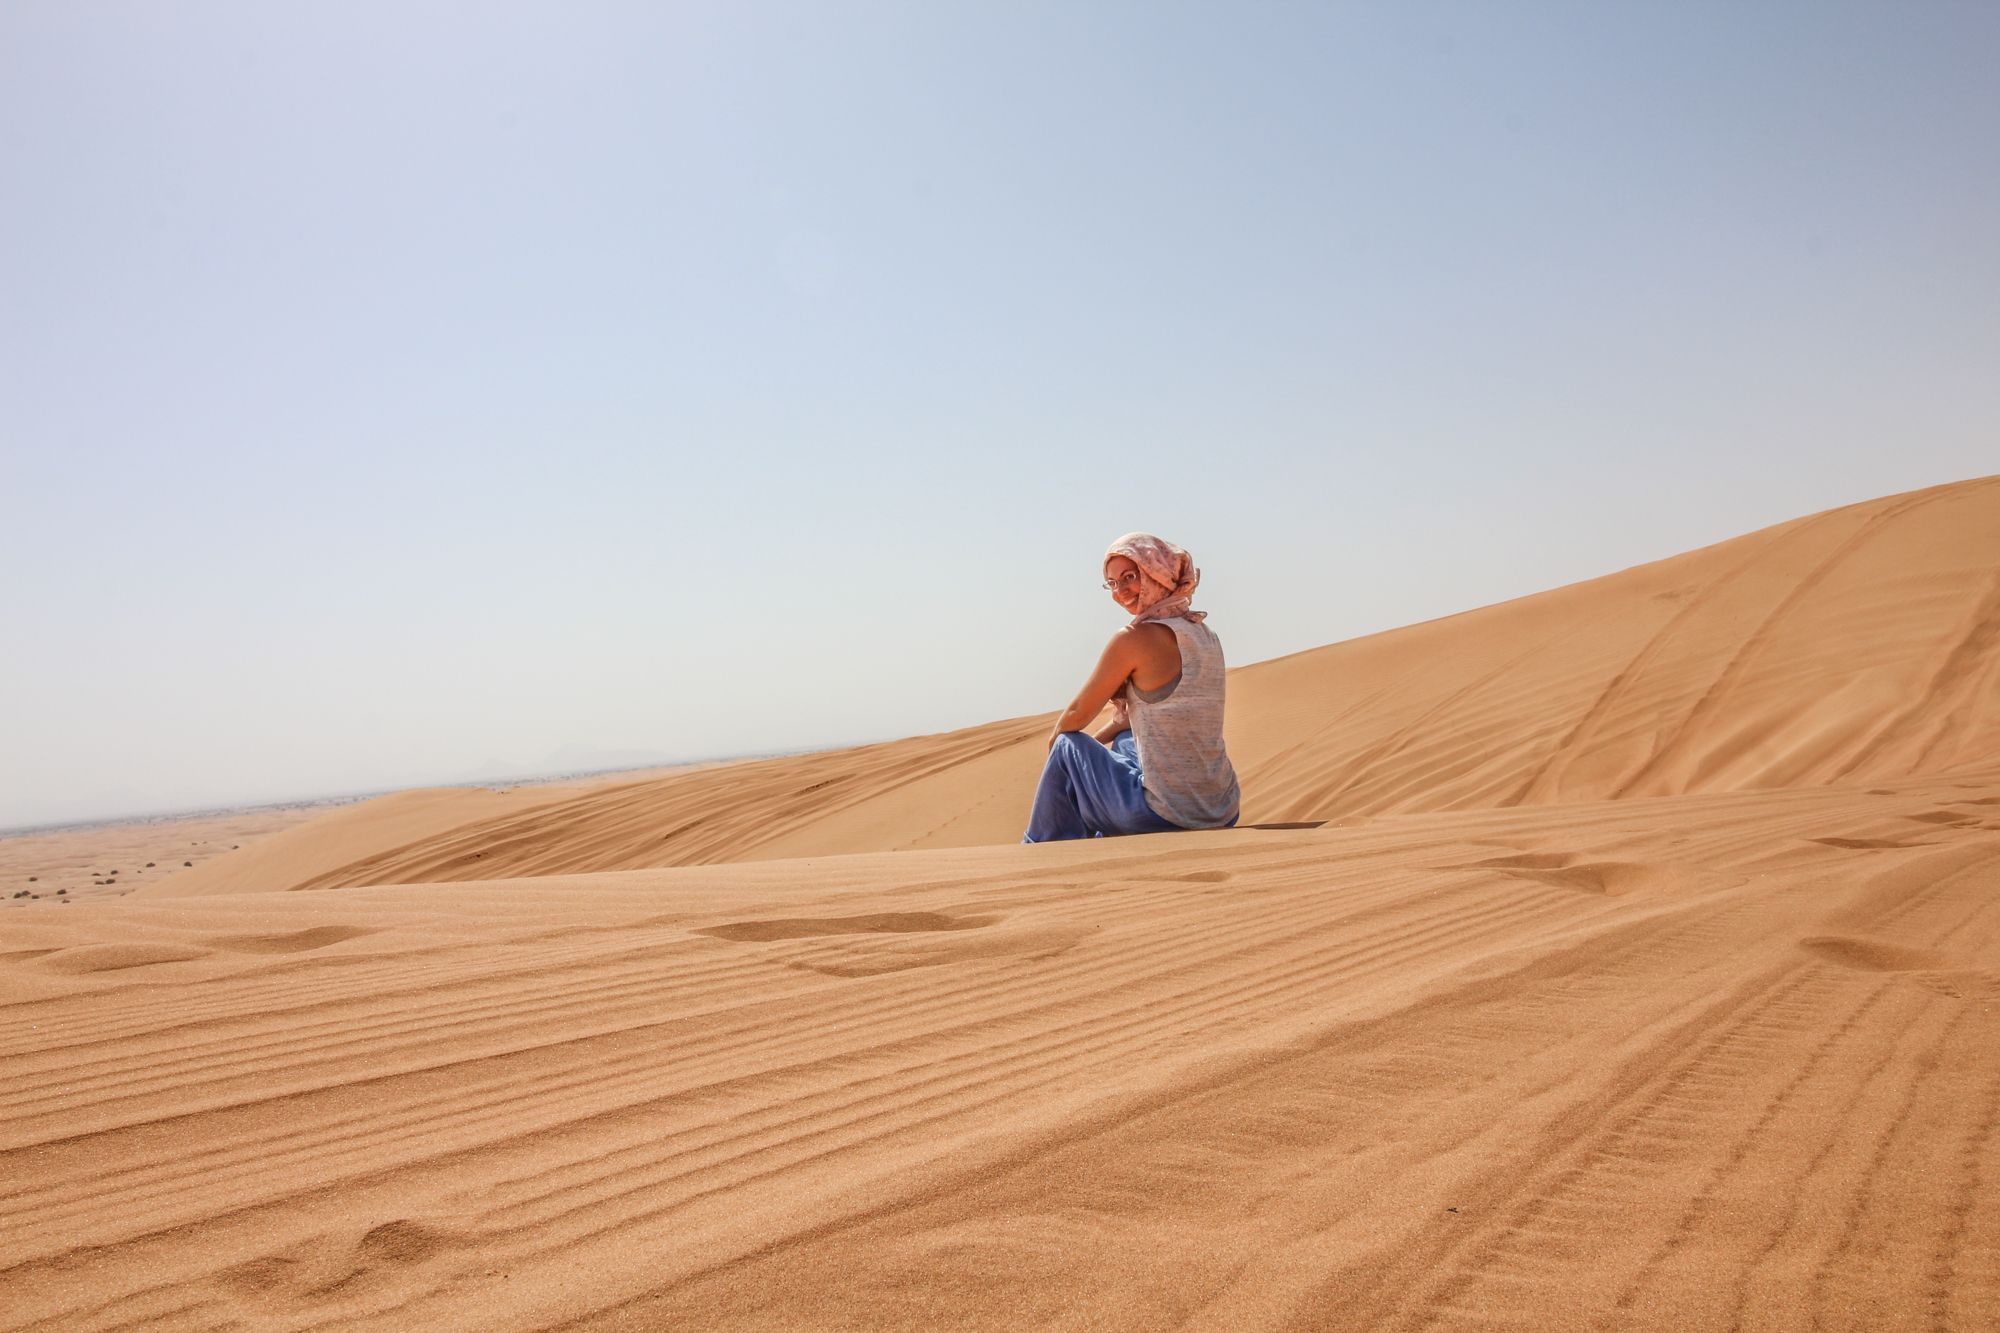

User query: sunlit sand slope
[134,715,1051,897]
[1234,472,2000,820]
[133,475,2000,896]
[148,786,588,899]
[4,772,1998,1329]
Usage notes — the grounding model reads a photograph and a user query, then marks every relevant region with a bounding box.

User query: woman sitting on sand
[1023,533,1241,843]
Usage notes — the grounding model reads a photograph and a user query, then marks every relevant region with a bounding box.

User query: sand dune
[145,784,626,900]
[1237,474,2000,818]
[6,477,1999,1329]
[132,474,2000,898]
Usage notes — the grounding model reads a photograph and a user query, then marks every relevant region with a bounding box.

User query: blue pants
[1022,732,1182,843]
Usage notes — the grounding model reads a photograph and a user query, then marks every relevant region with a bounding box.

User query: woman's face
[1105,555,1145,615]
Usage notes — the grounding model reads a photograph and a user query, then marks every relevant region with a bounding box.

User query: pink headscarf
[1105,532,1206,626]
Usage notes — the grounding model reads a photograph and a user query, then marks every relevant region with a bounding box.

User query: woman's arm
[1091,694,1130,743]
[1046,631,1142,751]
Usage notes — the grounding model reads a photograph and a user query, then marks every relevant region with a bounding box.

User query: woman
[1022,533,1241,842]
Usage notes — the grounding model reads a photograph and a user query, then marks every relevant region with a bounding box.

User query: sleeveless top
[1125,616,1240,829]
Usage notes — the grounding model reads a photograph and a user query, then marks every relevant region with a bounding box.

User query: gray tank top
[1125,617,1240,829]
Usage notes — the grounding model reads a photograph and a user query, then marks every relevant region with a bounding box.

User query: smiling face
[1104,554,1145,615]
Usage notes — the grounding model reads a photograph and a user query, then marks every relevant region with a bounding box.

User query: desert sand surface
[4,476,1998,1330]
[140,781,662,902]
[0,805,333,909]
[7,765,715,910]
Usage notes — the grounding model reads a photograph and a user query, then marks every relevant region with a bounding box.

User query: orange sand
[3,476,1997,1330]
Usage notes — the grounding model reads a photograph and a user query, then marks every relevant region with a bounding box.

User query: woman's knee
[1047,732,1094,767]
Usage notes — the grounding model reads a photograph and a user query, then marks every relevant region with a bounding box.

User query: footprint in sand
[1807,836,1926,851]
[353,1218,450,1265]
[1915,971,2000,1003]
[37,943,212,974]
[1799,935,2000,1004]
[208,925,378,954]
[783,924,1093,978]
[696,912,997,943]
[1466,852,1575,870]
[1798,935,1944,972]
[1445,851,1666,896]
[696,911,1093,978]
[222,1219,458,1309]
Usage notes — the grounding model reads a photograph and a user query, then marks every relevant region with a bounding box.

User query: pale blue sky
[3,2,1996,828]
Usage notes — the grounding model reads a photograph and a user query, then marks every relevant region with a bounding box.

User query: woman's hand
[1092,696,1131,743]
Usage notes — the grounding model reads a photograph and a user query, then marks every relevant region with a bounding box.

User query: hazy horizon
[6,2,1997,828]
[0,742,801,836]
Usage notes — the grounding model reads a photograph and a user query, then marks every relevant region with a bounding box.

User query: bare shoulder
[1106,622,1174,653]
[1106,622,1180,674]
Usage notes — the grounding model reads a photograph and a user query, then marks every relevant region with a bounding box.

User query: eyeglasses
[1101,571,1142,591]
